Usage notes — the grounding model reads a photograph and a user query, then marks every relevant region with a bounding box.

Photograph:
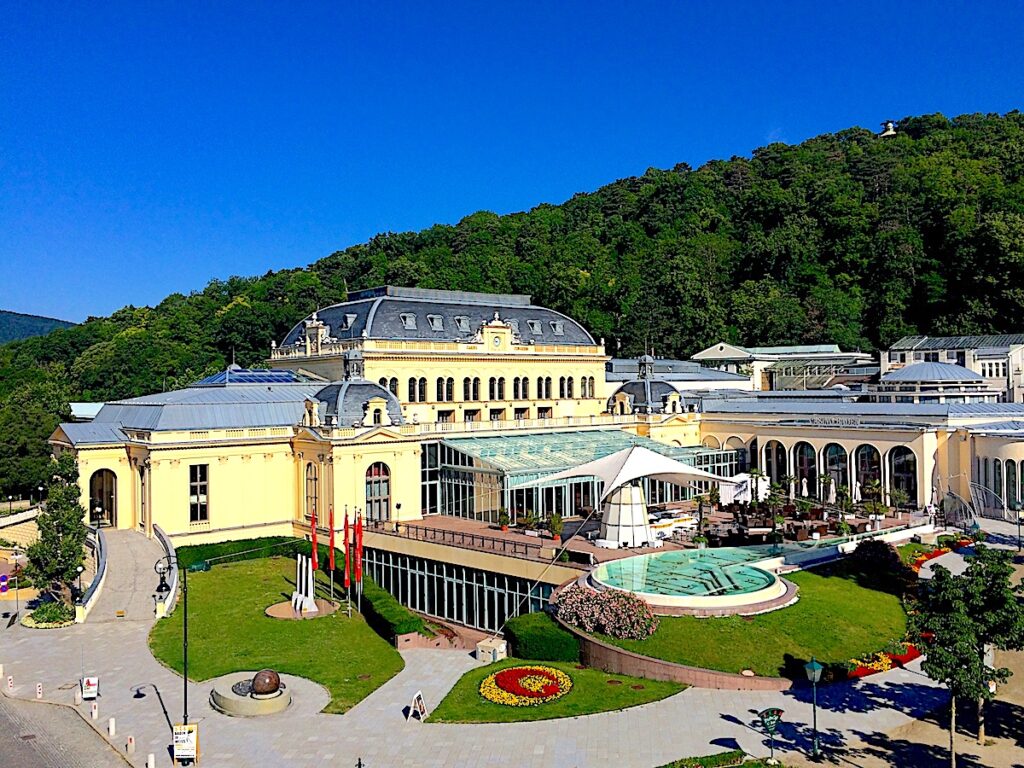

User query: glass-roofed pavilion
[420,429,741,524]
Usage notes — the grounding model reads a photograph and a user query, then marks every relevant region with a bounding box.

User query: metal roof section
[880,362,983,382]
[69,402,104,421]
[746,344,843,355]
[279,286,596,346]
[440,430,723,482]
[57,422,129,446]
[890,334,1024,351]
[314,380,404,426]
[966,420,1024,436]
[605,357,747,382]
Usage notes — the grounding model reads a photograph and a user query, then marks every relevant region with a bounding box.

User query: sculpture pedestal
[264,599,339,620]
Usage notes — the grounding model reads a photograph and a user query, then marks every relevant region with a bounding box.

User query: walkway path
[0,527,1008,767]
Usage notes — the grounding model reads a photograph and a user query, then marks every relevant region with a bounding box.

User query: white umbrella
[828,482,837,505]
[800,477,809,498]
[853,481,862,504]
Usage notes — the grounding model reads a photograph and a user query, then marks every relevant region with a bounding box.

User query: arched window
[545,377,552,398]
[567,377,574,398]
[513,377,521,400]
[388,377,398,396]
[559,377,566,398]
[488,377,497,400]
[446,377,454,402]
[823,444,849,493]
[472,377,481,401]
[1006,460,1018,508]
[763,440,787,485]
[536,377,544,399]
[378,377,388,389]
[418,378,427,403]
[372,407,382,425]
[463,377,472,401]
[408,377,418,402]
[521,377,530,399]
[855,444,882,497]
[305,462,319,519]
[436,377,446,402]
[889,447,918,507]
[366,462,391,522]
[589,376,596,397]
[994,459,1003,502]
[89,469,117,527]
[794,441,817,498]
[497,377,506,400]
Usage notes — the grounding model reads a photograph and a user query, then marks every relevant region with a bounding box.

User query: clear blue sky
[2,2,1022,322]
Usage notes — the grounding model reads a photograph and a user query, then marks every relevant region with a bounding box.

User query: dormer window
[549,320,564,336]
[427,314,444,331]
[340,313,358,330]
[507,319,520,336]
[454,315,470,333]
[527,320,542,335]
[400,313,417,330]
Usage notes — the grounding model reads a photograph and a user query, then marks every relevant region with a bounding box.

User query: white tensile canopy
[526,445,738,502]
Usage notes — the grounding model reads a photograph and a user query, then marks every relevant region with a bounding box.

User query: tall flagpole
[355,508,363,615]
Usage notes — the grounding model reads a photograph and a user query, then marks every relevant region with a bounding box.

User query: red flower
[494,667,562,698]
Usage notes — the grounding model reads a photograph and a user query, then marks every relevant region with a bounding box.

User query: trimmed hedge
[659,751,749,767]
[176,537,303,568]
[504,611,579,662]
[360,576,425,640]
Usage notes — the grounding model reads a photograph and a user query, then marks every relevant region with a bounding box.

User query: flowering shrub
[479,665,573,707]
[847,641,921,678]
[556,585,659,640]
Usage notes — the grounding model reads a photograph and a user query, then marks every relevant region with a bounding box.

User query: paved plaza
[0,526,1021,767]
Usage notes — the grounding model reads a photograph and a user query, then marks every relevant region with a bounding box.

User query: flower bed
[847,641,921,678]
[910,538,971,573]
[479,665,573,707]
[557,585,659,639]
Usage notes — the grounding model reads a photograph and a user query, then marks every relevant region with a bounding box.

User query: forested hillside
[1,110,1023,495]
[0,310,74,344]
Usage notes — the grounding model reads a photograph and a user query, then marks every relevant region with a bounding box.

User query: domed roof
[607,379,682,414]
[313,380,404,427]
[280,286,595,346]
[882,362,983,383]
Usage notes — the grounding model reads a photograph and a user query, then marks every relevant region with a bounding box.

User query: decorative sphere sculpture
[251,669,281,696]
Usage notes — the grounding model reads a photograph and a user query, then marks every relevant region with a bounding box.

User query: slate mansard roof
[280,286,596,346]
[55,369,401,444]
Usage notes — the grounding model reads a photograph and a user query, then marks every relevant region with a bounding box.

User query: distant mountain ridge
[0,309,75,344]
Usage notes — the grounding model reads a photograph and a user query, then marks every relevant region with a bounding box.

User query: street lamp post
[37,486,44,506]
[76,565,84,599]
[805,656,824,760]
[154,556,188,725]
[7,496,11,514]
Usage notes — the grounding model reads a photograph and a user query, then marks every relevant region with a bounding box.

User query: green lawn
[896,541,933,565]
[148,557,403,713]
[429,657,684,723]
[602,569,906,678]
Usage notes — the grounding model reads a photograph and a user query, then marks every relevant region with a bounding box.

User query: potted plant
[692,533,708,550]
[498,509,510,532]
[708,484,721,508]
[548,511,564,543]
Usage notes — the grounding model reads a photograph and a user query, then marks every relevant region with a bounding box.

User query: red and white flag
[328,505,336,572]
[343,508,351,590]
[310,503,318,571]
[354,511,363,585]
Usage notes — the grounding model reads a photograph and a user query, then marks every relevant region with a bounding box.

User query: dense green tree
[25,453,88,604]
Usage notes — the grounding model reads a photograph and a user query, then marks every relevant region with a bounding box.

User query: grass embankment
[603,570,906,678]
[148,557,403,714]
[430,657,684,723]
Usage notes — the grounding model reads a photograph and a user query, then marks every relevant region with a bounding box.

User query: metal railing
[366,519,548,562]
[77,525,107,613]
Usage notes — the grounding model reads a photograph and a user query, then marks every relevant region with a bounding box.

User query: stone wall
[0,509,40,548]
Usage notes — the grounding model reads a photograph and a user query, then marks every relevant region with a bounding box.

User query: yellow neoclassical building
[47,288,1024,633]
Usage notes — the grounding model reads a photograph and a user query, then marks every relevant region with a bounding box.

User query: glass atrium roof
[441,430,714,481]
[193,367,319,386]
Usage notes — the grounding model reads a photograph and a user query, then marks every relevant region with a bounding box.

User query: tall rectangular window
[189,464,209,522]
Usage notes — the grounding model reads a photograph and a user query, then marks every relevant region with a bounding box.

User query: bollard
[90,701,98,720]
[6,675,12,693]
[74,689,82,705]
[35,682,42,699]
[147,754,156,768]
[126,735,135,755]
[108,717,116,737]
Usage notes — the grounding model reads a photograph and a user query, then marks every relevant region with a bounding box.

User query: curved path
[1,530,951,767]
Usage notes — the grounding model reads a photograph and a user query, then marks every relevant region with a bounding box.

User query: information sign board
[173,723,199,762]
